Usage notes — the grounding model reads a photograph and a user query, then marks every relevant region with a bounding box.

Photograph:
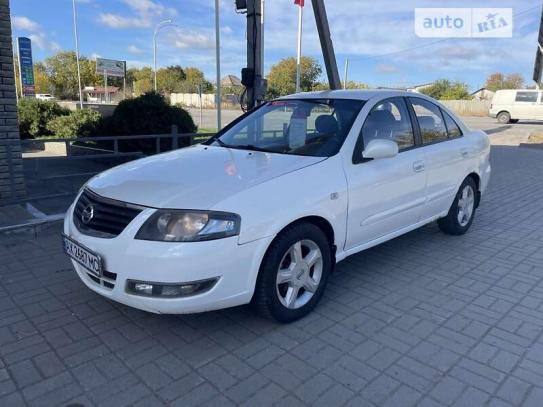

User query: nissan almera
[63,90,491,322]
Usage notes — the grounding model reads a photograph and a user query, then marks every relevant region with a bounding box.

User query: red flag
[294,0,304,7]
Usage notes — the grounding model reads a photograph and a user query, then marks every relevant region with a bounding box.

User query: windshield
[211,99,365,157]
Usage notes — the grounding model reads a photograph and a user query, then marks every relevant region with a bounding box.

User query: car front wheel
[252,223,332,323]
[438,177,477,235]
[497,111,511,124]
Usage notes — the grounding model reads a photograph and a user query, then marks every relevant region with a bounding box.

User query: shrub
[17,98,70,139]
[46,109,102,138]
[108,92,196,135]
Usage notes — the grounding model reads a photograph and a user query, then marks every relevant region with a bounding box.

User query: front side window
[410,98,448,144]
[515,92,538,103]
[212,99,365,157]
[359,97,415,152]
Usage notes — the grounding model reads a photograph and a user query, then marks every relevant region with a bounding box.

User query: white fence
[170,93,216,108]
[440,100,491,117]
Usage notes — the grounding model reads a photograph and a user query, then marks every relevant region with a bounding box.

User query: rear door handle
[413,160,425,172]
[461,148,469,158]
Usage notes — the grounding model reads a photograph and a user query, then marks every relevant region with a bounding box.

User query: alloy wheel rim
[276,239,323,309]
[457,185,475,227]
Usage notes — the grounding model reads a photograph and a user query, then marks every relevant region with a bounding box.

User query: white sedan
[63,90,491,322]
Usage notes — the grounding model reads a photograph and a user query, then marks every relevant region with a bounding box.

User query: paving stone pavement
[1,145,543,407]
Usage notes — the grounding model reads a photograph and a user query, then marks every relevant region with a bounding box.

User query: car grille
[73,189,144,238]
[85,269,117,290]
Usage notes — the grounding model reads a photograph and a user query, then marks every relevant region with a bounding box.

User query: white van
[489,89,543,124]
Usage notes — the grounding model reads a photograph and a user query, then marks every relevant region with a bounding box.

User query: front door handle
[413,160,425,172]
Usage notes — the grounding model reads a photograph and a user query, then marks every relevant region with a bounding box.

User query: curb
[0,214,65,238]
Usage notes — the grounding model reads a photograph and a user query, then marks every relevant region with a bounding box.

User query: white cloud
[27,33,59,52]
[376,64,399,74]
[12,16,40,32]
[12,15,59,52]
[97,13,151,29]
[174,30,214,49]
[97,0,176,30]
[128,45,145,54]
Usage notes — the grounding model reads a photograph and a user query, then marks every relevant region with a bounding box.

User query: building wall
[0,0,26,205]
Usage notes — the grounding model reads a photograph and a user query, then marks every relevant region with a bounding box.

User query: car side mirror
[362,139,399,159]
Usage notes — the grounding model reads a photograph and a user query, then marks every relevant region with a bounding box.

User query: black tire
[438,177,477,236]
[497,111,511,124]
[510,119,519,124]
[252,223,332,323]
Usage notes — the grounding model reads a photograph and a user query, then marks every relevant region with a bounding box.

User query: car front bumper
[63,205,273,314]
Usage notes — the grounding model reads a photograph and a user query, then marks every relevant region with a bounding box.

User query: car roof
[280,89,422,101]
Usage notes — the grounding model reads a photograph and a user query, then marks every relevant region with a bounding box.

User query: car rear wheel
[497,111,511,124]
[438,177,477,235]
[252,223,332,323]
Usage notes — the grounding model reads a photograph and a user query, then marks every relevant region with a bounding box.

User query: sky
[10,0,542,91]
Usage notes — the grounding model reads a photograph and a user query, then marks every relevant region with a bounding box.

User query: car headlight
[135,210,241,242]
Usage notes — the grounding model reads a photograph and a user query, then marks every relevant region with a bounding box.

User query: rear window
[515,92,538,103]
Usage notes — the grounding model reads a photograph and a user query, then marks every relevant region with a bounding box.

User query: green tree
[46,109,102,138]
[131,67,153,95]
[156,65,186,94]
[313,80,369,91]
[17,98,70,139]
[419,79,470,100]
[34,62,51,94]
[485,72,524,92]
[267,57,322,98]
[45,51,101,99]
[109,91,196,135]
[177,67,213,93]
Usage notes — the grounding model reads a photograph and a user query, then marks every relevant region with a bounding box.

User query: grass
[197,128,217,134]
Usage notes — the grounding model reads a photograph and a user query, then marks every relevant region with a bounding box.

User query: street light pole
[153,19,175,92]
[72,0,83,109]
[215,0,221,130]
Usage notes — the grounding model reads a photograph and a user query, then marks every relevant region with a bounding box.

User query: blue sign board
[17,37,35,96]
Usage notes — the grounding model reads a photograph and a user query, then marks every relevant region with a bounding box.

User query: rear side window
[442,110,462,138]
[515,92,538,102]
[409,98,448,144]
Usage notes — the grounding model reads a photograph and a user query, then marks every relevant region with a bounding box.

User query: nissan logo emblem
[81,205,95,224]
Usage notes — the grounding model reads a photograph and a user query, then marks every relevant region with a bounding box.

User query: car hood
[87,144,326,209]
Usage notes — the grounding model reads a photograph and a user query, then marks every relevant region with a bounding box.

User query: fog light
[134,283,153,295]
[126,278,218,298]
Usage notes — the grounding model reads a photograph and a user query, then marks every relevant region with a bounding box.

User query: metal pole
[215,0,222,130]
[153,19,174,93]
[295,4,303,93]
[261,0,265,78]
[343,58,349,89]
[311,0,341,89]
[103,71,107,103]
[153,31,157,91]
[246,0,263,109]
[13,42,18,103]
[72,0,84,108]
[198,84,203,127]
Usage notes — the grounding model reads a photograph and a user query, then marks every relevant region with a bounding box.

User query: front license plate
[62,233,103,277]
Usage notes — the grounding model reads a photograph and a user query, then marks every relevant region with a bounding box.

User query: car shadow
[484,125,511,135]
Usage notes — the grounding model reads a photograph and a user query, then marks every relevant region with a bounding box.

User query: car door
[408,97,467,219]
[344,97,427,250]
[512,91,539,119]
